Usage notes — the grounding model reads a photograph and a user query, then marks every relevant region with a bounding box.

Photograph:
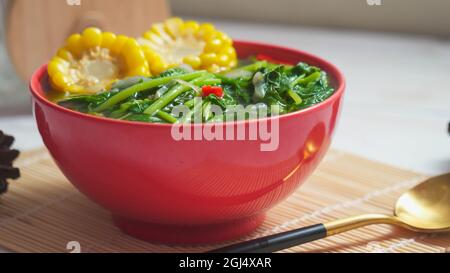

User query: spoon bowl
[395,173,450,232]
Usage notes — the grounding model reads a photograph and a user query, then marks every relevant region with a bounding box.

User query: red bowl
[29,41,345,245]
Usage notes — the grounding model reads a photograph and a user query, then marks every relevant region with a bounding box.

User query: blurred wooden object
[4,0,171,81]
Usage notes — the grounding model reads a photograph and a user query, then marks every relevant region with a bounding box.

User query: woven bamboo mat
[0,148,448,253]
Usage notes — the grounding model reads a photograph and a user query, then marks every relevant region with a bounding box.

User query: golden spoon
[209,173,450,253]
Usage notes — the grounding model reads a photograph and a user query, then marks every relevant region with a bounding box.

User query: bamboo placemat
[0,148,449,253]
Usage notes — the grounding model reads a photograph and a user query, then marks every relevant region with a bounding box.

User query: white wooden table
[0,18,449,252]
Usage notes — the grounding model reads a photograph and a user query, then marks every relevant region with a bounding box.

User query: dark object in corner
[0,130,20,194]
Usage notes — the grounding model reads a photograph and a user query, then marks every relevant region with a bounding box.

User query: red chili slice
[202,85,223,97]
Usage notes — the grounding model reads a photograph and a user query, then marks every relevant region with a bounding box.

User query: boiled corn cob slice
[48,28,150,93]
[139,17,237,75]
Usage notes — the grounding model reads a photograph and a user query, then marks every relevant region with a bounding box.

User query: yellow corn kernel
[150,24,172,42]
[207,64,221,73]
[149,55,167,75]
[181,21,200,35]
[48,57,68,76]
[65,34,83,57]
[66,84,84,93]
[197,23,216,39]
[144,32,165,46]
[164,17,184,38]
[228,59,238,68]
[183,55,201,69]
[127,65,150,77]
[111,35,129,55]
[57,49,73,61]
[204,38,223,53]
[81,27,102,49]
[151,63,167,75]
[142,45,159,62]
[52,71,72,88]
[220,47,237,59]
[200,53,218,67]
[124,45,147,69]
[217,32,232,46]
[101,32,117,49]
[121,38,140,53]
[217,54,230,66]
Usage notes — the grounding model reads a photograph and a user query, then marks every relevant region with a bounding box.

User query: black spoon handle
[207,214,396,253]
[207,224,327,253]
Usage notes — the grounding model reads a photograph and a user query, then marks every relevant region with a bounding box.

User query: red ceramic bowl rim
[29,40,346,128]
